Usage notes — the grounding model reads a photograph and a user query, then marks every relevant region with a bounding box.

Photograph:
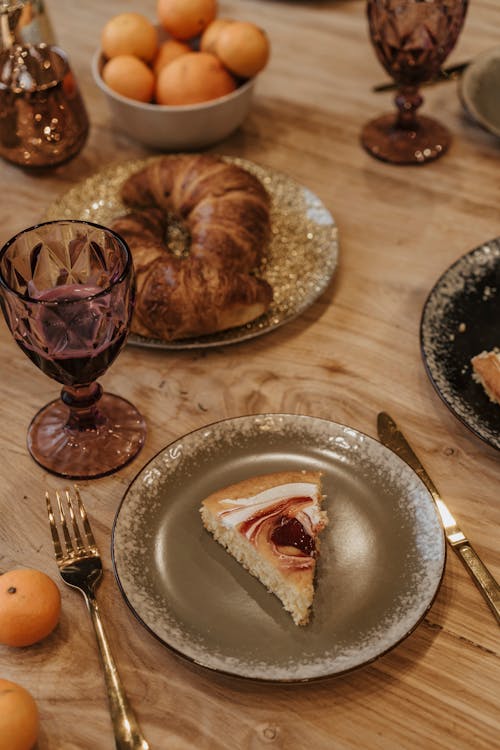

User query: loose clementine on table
[157,0,217,41]
[101,12,158,62]
[156,51,236,105]
[215,20,270,78]
[0,679,39,750]
[0,568,61,647]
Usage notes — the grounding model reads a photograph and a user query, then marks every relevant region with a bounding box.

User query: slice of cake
[200,471,328,626]
[471,348,500,405]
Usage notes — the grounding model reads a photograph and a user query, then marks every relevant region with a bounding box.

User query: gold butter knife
[377,411,500,625]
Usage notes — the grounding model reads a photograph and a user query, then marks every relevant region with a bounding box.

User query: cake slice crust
[200,471,328,625]
[471,348,500,405]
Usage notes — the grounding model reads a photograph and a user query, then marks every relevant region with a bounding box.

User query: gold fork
[45,486,150,750]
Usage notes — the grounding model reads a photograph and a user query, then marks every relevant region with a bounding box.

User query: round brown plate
[43,156,339,349]
[112,414,445,682]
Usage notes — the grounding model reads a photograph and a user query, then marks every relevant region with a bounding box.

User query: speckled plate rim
[420,240,500,451]
[43,155,339,350]
[111,413,445,683]
[459,45,500,138]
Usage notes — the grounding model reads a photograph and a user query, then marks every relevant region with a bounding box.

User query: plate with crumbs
[43,155,339,350]
[112,413,445,683]
[420,239,500,450]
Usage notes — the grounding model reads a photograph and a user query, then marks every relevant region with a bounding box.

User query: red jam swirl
[271,516,314,556]
[239,495,316,559]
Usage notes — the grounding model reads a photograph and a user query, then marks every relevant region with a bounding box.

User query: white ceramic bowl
[91,50,257,150]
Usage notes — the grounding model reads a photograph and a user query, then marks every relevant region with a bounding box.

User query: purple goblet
[0,220,146,478]
[361,0,468,164]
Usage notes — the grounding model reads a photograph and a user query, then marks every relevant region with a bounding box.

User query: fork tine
[65,487,85,554]
[73,485,97,550]
[56,489,75,557]
[45,491,64,563]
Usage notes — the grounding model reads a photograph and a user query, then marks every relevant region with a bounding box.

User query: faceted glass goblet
[361,0,468,164]
[0,220,146,479]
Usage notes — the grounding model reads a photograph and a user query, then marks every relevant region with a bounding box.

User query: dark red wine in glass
[361,0,468,164]
[0,220,146,479]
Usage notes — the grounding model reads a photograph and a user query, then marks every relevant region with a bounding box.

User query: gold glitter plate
[43,155,339,349]
[111,414,445,682]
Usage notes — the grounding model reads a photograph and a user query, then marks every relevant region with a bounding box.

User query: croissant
[120,154,271,272]
[111,156,273,341]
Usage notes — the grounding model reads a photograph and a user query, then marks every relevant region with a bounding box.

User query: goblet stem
[361,82,451,164]
[61,382,106,432]
[395,86,423,131]
[27,386,146,479]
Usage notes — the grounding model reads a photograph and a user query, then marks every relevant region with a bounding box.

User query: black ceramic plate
[420,239,500,450]
[112,414,445,683]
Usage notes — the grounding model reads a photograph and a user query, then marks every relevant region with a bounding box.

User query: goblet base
[27,393,146,479]
[361,113,451,164]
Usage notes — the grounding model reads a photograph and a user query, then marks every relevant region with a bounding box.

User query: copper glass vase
[0,0,56,52]
[0,43,89,168]
[361,0,468,164]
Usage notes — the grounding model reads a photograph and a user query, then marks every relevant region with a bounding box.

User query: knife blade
[372,61,469,92]
[377,411,500,625]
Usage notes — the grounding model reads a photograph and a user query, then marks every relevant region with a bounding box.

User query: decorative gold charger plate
[43,156,339,349]
[111,414,445,683]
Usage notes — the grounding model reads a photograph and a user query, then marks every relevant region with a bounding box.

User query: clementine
[0,679,39,750]
[0,568,61,648]
[200,18,233,54]
[102,55,156,102]
[153,39,191,76]
[215,21,270,78]
[156,51,236,105]
[101,12,158,62]
[157,0,217,41]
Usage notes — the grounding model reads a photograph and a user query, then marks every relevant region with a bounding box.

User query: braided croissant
[112,155,273,341]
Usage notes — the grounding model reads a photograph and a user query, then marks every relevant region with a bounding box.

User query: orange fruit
[215,21,270,78]
[0,568,61,648]
[153,39,191,76]
[200,18,233,54]
[156,51,236,105]
[0,679,39,750]
[101,12,158,62]
[157,0,217,41]
[102,55,155,102]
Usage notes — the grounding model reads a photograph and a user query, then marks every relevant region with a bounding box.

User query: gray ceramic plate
[43,156,339,350]
[112,414,445,682]
[460,46,500,138]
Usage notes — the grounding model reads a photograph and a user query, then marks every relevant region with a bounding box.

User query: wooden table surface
[1,1,499,748]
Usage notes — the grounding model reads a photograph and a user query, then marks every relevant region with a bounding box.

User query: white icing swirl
[217,482,321,528]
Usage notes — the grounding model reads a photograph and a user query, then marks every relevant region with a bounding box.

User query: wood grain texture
[0,1,498,748]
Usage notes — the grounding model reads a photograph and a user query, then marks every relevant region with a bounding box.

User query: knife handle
[455,543,500,624]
